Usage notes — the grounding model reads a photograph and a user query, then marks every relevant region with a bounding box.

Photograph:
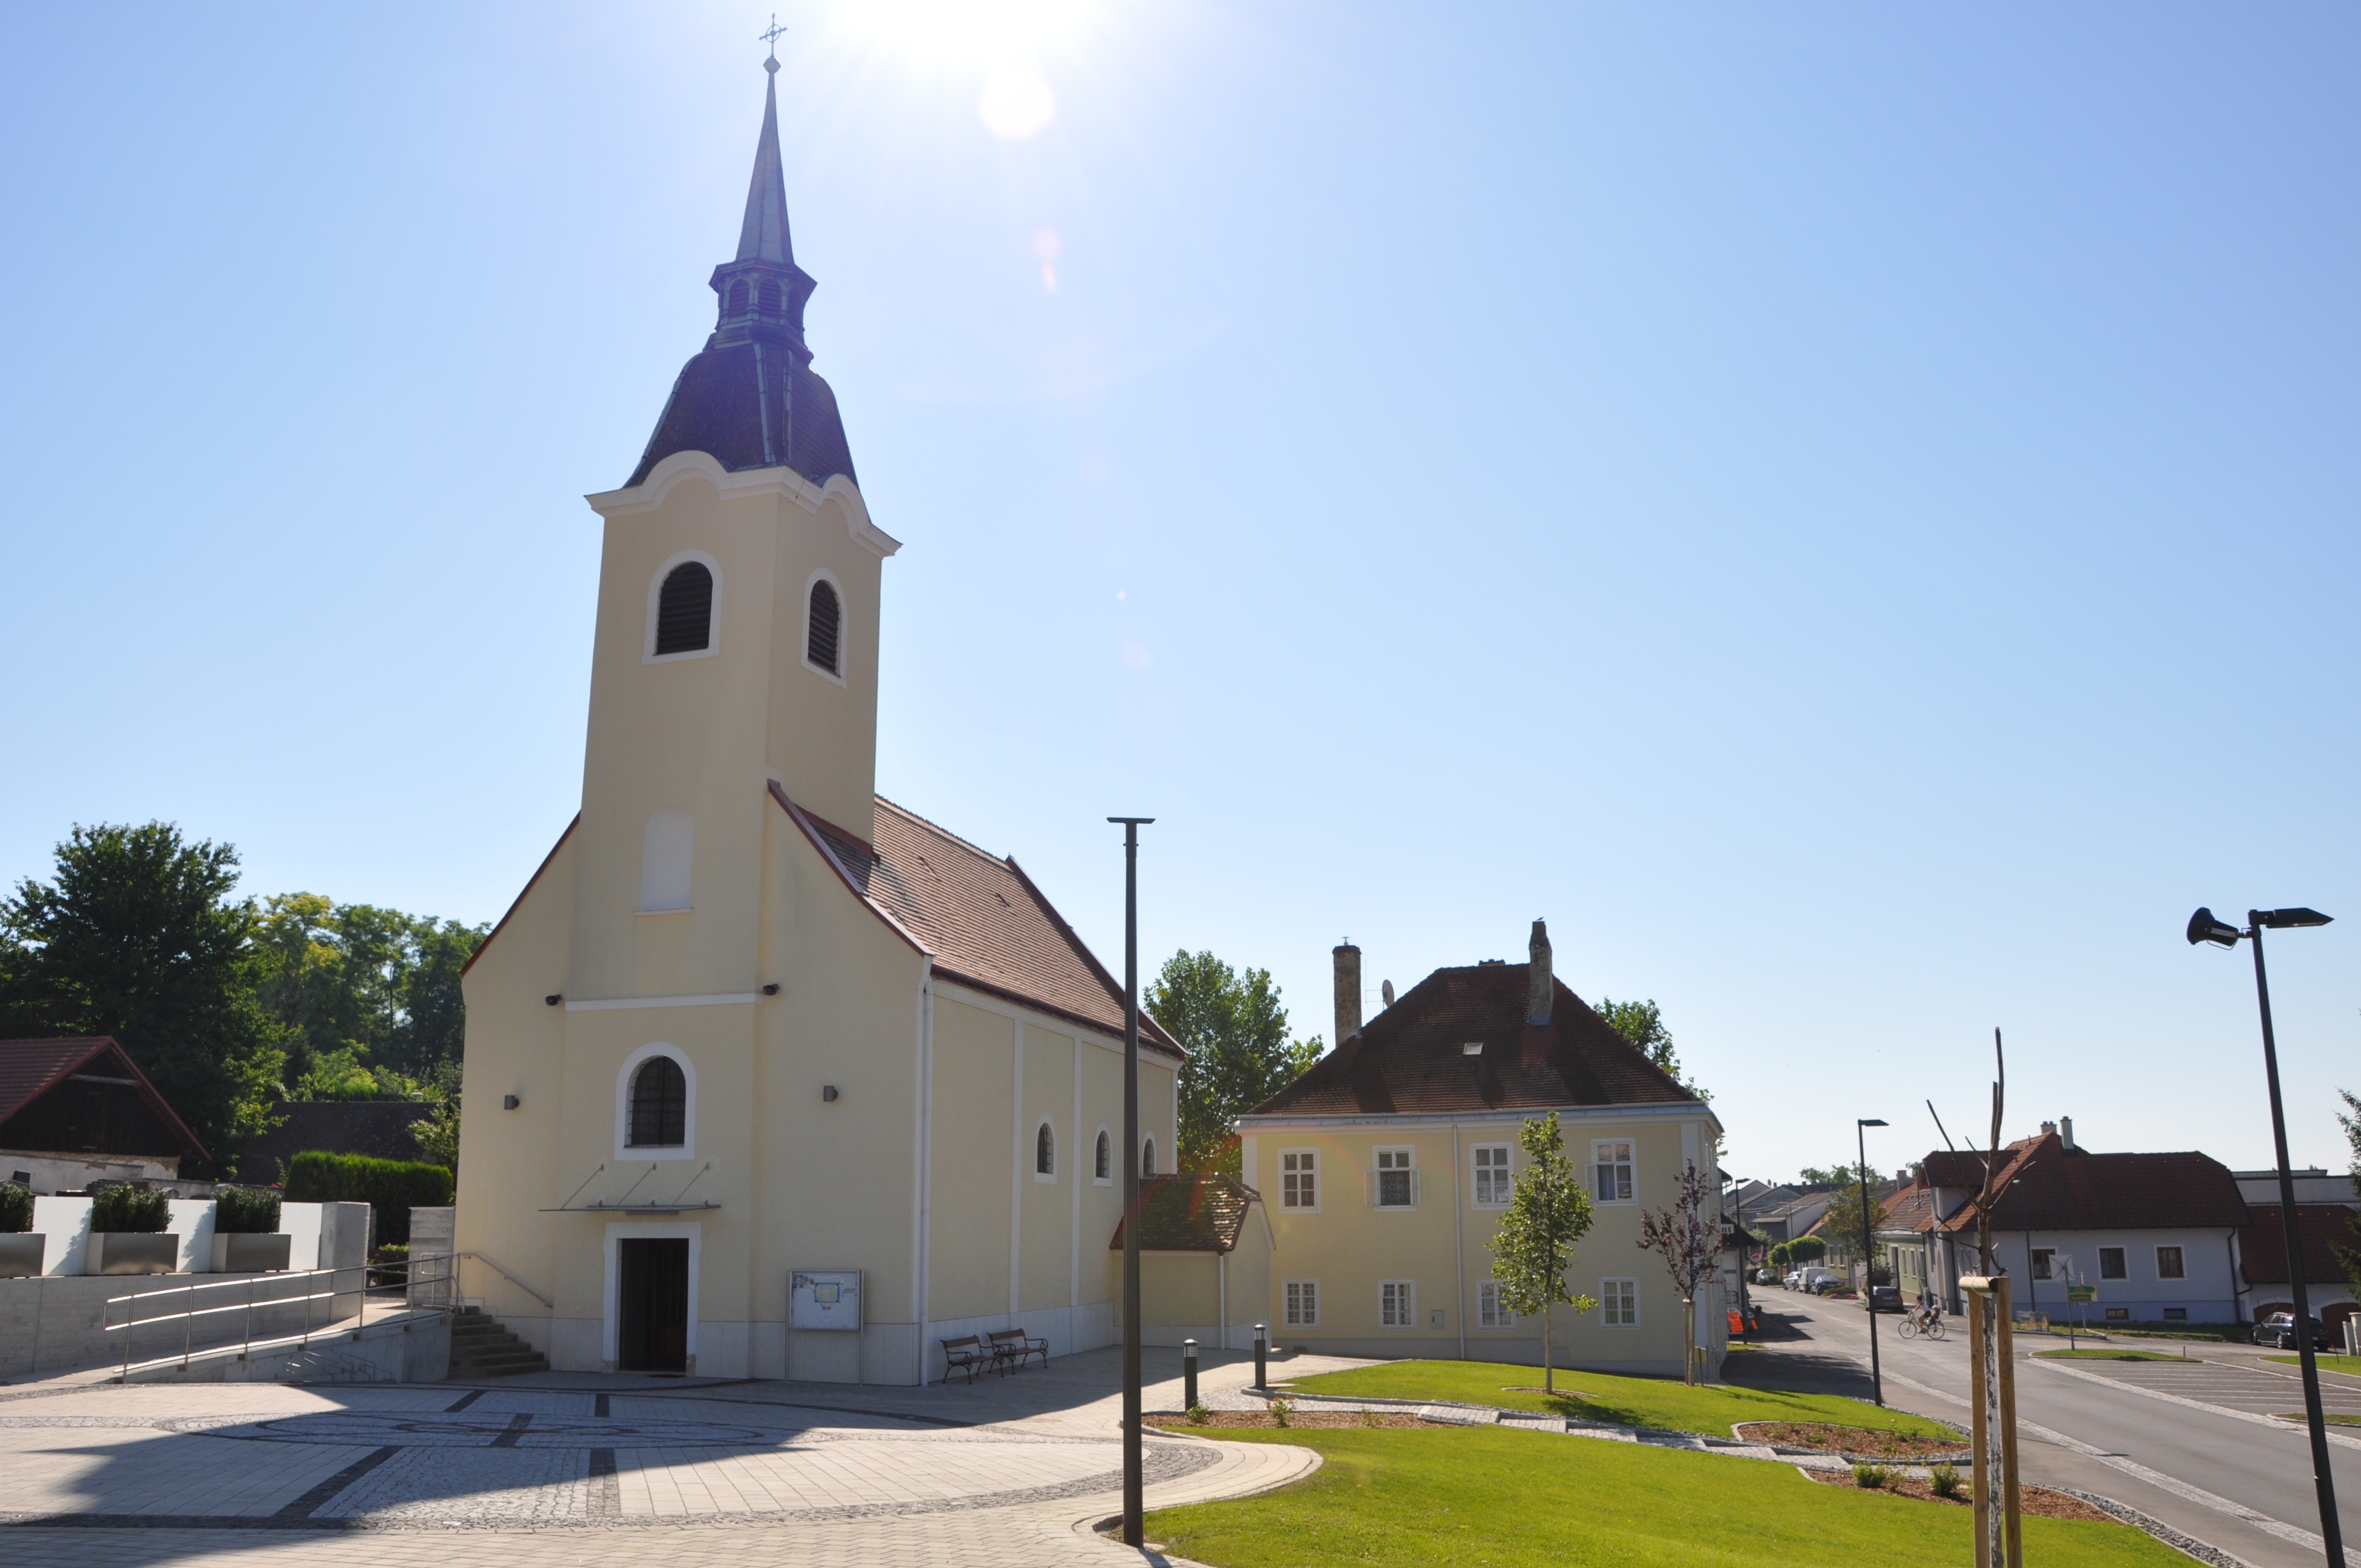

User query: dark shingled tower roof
[626,55,856,490]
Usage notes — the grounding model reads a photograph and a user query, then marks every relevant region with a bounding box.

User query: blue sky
[3,3,2355,1184]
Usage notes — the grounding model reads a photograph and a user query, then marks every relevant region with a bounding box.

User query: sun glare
[823,0,1096,68]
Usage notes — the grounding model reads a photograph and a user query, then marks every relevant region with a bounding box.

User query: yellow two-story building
[1239,923,1727,1378]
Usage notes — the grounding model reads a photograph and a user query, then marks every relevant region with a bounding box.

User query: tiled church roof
[1243,962,1695,1119]
[779,787,1184,1059]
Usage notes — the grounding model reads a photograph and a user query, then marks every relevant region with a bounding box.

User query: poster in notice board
[791,1270,862,1331]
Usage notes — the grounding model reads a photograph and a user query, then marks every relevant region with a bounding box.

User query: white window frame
[1601,1276,1639,1329]
[644,549,722,664]
[1092,1124,1112,1186]
[1283,1279,1319,1327]
[1033,1117,1057,1183]
[614,1042,695,1161]
[1477,1280,1516,1329]
[2155,1245,2185,1280]
[1472,1143,1513,1208]
[1378,1280,1417,1329]
[1371,1147,1417,1209]
[1279,1149,1319,1212]
[2098,1246,2128,1281]
[1591,1139,1635,1205]
[801,567,848,687]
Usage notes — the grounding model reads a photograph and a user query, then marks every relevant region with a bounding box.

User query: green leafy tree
[1767,1240,1792,1269]
[1813,1162,1886,1265]
[1594,997,1709,1102]
[254,895,483,1091]
[1488,1112,1598,1393]
[1788,1235,1827,1267]
[0,823,285,1168]
[409,1060,463,1173]
[2335,1088,2361,1295]
[1147,950,1321,1174]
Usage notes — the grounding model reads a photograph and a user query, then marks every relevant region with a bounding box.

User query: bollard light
[1183,1337,1199,1411]
[1254,1321,1267,1391]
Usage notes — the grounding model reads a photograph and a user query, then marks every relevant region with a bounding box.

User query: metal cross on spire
[760,13,787,61]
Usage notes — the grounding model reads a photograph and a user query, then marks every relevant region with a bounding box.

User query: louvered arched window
[653,561,715,656]
[627,1056,688,1148]
[758,278,782,315]
[726,279,749,315]
[806,578,841,676]
[1036,1121,1055,1176]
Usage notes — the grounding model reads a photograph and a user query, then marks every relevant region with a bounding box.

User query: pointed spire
[736,57,794,266]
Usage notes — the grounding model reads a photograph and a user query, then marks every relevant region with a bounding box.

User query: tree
[1811,1162,1886,1262]
[2335,1088,2361,1296]
[253,895,485,1095]
[1488,1112,1597,1393]
[1788,1235,1827,1267]
[1767,1240,1792,1269]
[1594,997,1709,1102]
[1147,950,1320,1173]
[0,823,285,1169]
[1639,1161,1722,1384]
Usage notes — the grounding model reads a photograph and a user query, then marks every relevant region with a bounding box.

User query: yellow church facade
[452,58,1181,1386]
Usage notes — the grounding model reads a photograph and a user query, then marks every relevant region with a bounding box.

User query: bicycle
[1896,1306,1945,1341]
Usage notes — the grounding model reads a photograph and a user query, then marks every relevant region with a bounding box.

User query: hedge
[282,1152,453,1245]
[213,1186,282,1235]
[0,1182,30,1234]
[91,1185,172,1234]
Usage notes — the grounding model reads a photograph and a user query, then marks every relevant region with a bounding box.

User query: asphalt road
[1728,1291,2361,1568]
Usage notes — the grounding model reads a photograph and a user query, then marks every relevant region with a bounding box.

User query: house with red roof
[0,1037,209,1197]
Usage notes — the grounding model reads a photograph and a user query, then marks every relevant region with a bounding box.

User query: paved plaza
[0,1346,1333,1567]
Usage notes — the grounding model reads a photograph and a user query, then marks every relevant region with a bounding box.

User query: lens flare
[980,68,1057,139]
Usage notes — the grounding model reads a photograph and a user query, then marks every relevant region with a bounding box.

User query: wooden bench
[939,1335,992,1385]
[987,1327,1048,1373]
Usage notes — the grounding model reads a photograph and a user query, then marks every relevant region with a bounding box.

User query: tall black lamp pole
[1109,816,1154,1548]
[1857,1118,1887,1406]
[2188,905,2341,1568]
[1726,1177,1752,1337]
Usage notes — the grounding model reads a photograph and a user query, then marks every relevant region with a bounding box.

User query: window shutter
[1409,1169,1421,1206]
[1364,1170,1376,1208]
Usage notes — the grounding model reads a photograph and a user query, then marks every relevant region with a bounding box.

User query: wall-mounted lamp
[822,1085,840,1102]
[762,983,780,996]
[502,1095,520,1110]
[544,994,562,1007]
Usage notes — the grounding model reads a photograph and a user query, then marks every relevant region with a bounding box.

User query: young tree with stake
[1488,1113,1596,1394]
[1639,1161,1722,1385]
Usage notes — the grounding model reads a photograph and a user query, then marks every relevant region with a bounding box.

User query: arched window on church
[1095,1130,1111,1182]
[627,1056,688,1148]
[654,560,715,656]
[758,278,782,315]
[1036,1121,1055,1177]
[806,578,841,676]
[726,279,749,315]
[1141,1137,1157,1179]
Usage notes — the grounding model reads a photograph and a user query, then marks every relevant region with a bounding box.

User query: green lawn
[2274,1412,2361,1427]
[1145,1427,2186,1568]
[2037,1349,2189,1362]
[2266,1354,2361,1376]
[1276,1359,1953,1440]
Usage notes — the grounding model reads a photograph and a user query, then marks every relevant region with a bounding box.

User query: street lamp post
[1726,1177,1752,1339]
[1858,1118,1887,1407]
[2187,905,2342,1568]
[1109,816,1154,1548]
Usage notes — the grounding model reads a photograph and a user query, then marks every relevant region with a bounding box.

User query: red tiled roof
[1934,1133,2248,1233]
[778,788,1183,1058]
[1242,962,1696,1119]
[1110,1173,1261,1253]
[0,1037,208,1162]
[1879,1183,1941,1233]
[2239,1204,2361,1286]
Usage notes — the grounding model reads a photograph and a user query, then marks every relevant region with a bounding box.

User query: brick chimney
[1333,943,1362,1045]
[1527,919,1553,1025]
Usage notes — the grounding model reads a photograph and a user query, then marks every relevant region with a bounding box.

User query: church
[453,55,1183,1386]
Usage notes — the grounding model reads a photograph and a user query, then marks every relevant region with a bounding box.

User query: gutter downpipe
[1452,1123,1467,1362]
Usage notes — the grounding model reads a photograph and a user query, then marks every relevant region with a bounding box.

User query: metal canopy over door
[617,1237,690,1372]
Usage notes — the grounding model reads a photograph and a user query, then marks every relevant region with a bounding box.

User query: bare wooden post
[1963,1274,2022,1568]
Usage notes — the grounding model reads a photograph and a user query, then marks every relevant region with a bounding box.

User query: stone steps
[447,1307,548,1379]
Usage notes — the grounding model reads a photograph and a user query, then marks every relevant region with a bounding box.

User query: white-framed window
[1093,1126,1112,1185]
[2030,1248,2055,1281]
[1034,1118,1056,1182]
[1283,1280,1319,1327]
[1477,1280,1516,1329]
[1592,1140,1635,1204]
[1372,1147,1416,1208]
[802,568,847,684]
[1141,1137,1157,1178]
[1473,1144,1513,1207]
[1379,1280,1416,1329]
[614,1042,696,1159]
[2098,1247,2126,1280]
[639,808,694,913]
[2155,1246,2184,1280]
[644,549,722,663]
[1279,1150,1318,1211]
[1602,1277,1639,1327]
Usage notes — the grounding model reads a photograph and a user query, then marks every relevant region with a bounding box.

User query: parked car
[1754,1267,1779,1286]
[2253,1313,2332,1351]
[1802,1269,1840,1294]
[1864,1284,1903,1313]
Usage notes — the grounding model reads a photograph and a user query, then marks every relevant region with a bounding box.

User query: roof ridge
[873,794,1009,869]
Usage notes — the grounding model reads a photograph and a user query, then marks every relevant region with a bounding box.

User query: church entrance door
[616,1237,689,1372]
